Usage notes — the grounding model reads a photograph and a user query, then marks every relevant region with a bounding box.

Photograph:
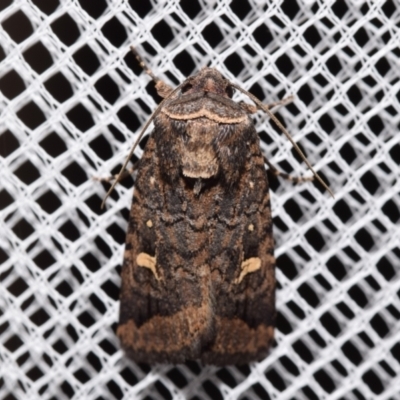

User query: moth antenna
[101,82,185,208]
[130,46,162,86]
[231,83,334,198]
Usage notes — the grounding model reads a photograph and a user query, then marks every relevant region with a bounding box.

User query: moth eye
[226,85,234,98]
[181,83,193,93]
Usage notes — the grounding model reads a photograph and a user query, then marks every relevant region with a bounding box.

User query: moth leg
[240,95,294,114]
[130,46,174,98]
[94,161,139,184]
[264,156,314,184]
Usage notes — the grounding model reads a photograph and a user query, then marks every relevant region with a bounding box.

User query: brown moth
[107,48,332,365]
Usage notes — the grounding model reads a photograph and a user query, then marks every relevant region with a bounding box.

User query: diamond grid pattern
[1,0,399,399]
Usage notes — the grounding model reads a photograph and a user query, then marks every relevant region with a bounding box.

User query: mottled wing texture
[117,71,275,365]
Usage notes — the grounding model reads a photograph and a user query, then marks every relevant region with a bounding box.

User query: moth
[104,48,332,365]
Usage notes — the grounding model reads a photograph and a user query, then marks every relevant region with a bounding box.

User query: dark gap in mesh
[343,245,361,262]
[202,380,223,400]
[292,339,313,363]
[283,199,304,222]
[51,14,80,46]
[286,300,305,319]
[275,54,294,77]
[280,355,300,376]
[87,351,102,371]
[166,368,188,388]
[7,277,28,297]
[304,227,326,251]
[315,274,332,291]
[277,254,297,279]
[30,308,50,326]
[362,369,384,394]
[376,254,396,281]
[78,311,96,328]
[0,130,19,157]
[230,0,251,18]
[314,368,335,393]
[66,103,95,132]
[76,207,90,228]
[339,142,357,165]
[39,132,68,157]
[323,218,338,234]
[56,281,73,297]
[387,304,400,320]
[44,72,74,103]
[120,367,139,385]
[382,199,400,224]
[348,285,368,308]
[0,70,25,99]
[170,12,185,27]
[341,341,363,366]
[26,366,44,382]
[95,74,120,104]
[36,190,62,214]
[154,380,172,400]
[367,115,384,136]
[273,215,289,233]
[320,312,341,337]
[372,218,387,234]
[4,335,24,352]
[89,135,113,161]
[354,227,374,251]
[32,0,60,15]
[354,27,369,47]
[107,380,123,399]
[53,338,68,354]
[326,55,342,75]
[33,249,56,270]
[304,26,322,47]
[298,283,320,308]
[12,218,34,240]
[102,17,127,48]
[276,311,293,334]
[81,252,102,273]
[370,313,389,338]
[61,161,87,186]
[71,265,84,284]
[293,245,311,262]
[301,385,319,400]
[173,50,196,76]
[379,360,395,377]
[266,368,286,391]
[84,194,104,216]
[298,84,313,105]
[108,124,126,143]
[74,368,91,384]
[252,24,273,48]
[382,0,396,17]
[117,106,141,133]
[2,10,33,43]
[17,101,46,129]
[106,222,126,245]
[336,302,355,319]
[332,359,348,377]
[73,45,101,75]
[309,329,327,348]
[202,22,223,48]
[78,0,107,19]
[251,382,271,399]
[151,20,174,47]
[349,190,366,205]
[0,189,14,210]
[281,0,300,19]
[224,52,245,76]
[60,380,75,398]
[101,279,119,301]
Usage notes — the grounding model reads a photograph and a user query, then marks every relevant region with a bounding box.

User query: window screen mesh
[1,0,399,399]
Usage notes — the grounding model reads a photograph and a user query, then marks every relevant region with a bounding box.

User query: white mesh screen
[1,0,399,399]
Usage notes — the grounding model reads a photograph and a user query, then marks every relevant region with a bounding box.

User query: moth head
[180,67,234,98]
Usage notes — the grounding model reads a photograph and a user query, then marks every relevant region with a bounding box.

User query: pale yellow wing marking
[136,253,159,280]
[234,257,261,284]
